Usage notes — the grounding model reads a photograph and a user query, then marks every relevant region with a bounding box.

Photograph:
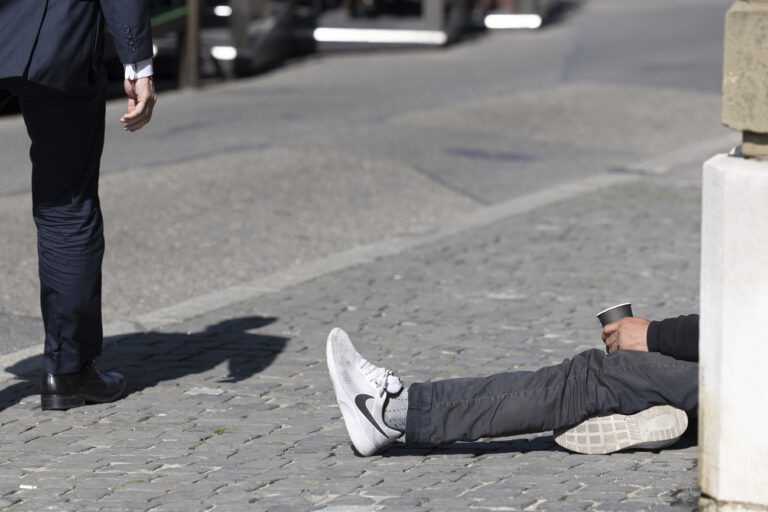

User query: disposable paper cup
[596,303,633,327]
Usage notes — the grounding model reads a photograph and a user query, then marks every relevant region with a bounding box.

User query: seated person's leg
[328,328,697,455]
[407,347,697,447]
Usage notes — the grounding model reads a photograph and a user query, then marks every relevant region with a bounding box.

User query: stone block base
[700,496,768,512]
[699,154,768,509]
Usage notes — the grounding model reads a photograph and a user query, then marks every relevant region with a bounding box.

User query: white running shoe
[553,405,688,455]
[326,327,404,456]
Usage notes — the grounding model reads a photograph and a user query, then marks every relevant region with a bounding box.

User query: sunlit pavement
[0,0,731,509]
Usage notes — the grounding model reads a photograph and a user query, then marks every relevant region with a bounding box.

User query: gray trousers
[405,349,698,446]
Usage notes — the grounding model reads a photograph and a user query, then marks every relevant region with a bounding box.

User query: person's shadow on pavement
[0,315,287,412]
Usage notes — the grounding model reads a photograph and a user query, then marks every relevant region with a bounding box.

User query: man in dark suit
[0,0,157,409]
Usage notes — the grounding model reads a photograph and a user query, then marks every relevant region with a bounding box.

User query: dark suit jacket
[0,0,152,90]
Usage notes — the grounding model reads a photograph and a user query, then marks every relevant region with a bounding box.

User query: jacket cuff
[646,320,662,353]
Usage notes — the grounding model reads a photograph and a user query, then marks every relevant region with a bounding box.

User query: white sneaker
[553,405,688,455]
[326,327,404,456]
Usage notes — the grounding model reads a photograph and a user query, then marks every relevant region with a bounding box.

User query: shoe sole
[326,328,386,456]
[41,380,127,411]
[553,405,688,455]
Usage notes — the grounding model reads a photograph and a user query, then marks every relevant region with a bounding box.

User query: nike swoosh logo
[355,394,388,437]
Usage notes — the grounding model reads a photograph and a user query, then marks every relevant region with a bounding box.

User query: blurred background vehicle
[0,0,560,116]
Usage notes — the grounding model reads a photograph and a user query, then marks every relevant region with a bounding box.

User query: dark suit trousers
[405,349,699,446]
[1,77,106,375]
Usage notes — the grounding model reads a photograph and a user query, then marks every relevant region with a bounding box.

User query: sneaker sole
[553,405,688,455]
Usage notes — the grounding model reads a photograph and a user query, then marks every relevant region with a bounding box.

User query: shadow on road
[382,436,565,456]
[0,315,287,413]
[377,432,697,456]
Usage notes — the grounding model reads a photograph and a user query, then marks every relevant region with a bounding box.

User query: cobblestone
[0,165,702,510]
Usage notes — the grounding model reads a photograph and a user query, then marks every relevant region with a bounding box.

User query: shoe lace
[358,359,403,397]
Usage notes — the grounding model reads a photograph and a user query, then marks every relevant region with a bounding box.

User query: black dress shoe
[40,361,126,410]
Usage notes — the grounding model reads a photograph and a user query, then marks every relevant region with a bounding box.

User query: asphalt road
[0,0,734,357]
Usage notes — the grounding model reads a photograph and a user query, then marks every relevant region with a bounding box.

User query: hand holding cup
[596,303,650,354]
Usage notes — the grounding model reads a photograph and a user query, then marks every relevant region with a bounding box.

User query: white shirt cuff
[124,58,154,80]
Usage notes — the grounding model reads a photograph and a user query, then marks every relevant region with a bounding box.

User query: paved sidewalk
[0,161,701,511]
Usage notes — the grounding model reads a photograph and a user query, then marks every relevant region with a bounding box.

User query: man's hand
[120,77,156,132]
[602,317,651,353]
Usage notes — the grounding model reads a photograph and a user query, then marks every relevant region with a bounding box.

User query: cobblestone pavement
[0,163,701,511]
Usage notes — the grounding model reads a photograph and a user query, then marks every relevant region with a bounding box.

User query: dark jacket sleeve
[646,314,699,362]
[100,0,153,64]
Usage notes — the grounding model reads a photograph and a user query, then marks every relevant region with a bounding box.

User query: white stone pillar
[699,154,768,511]
[700,3,768,508]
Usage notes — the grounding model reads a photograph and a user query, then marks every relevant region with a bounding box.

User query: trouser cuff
[405,382,433,446]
